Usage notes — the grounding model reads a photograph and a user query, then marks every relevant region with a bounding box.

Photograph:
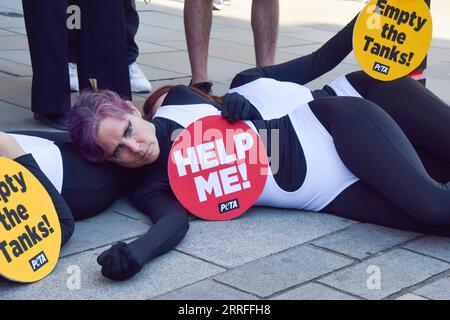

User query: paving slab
[0,57,31,76]
[3,27,26,36]
[303,76,334,91]
[136,24,187,43]
[154,279,258,300]
[403,236,450,263]
[134,40,179,54]
[0,49,31,65]
[0,35,27,50]
[177,207,356,268]
[135,0,183,17]
[0,101,50,132]
[0,77,31,108]
[138,11,186,31]
[280,24,344,34]
[0,0,23,13]
[214,245,354,298]
[0,28,16,36]
[278,43,322,55]
[210,25,317,48]
[318,62,361,82]
[0,248,225,300]
[318,248,450,300]
[425,60,450,80]
[271,282,357,300]
[413,277,450,300]
[313,224,419,260]
[431,38,450,50]
[60,210,150,258]
[161,39,301,66]
[427,77,450,103]
[0,15,25,29]
[282,28,337,44]
[110,197,151,223]
[138,51,252,84]
[395,293,428,300]
[134,62,188,81]
[428,46,450,64]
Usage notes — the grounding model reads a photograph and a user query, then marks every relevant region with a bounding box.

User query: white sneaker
[68,62,79,92]
[129,62,152,93]
[213,0,224,10]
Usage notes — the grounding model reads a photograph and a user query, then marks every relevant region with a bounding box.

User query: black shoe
[189,80,213,96]
[33,111,70,131]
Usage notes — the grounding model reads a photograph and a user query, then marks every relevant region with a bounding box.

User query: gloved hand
[97,242,142,281]
[221,92,255,122]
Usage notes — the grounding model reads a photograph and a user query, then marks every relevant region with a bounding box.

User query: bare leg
[251,0,279,67]
[184,0,213,84]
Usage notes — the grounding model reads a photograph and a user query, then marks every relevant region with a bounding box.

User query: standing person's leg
[22,0,70,129]
[184,0,213,88]
[76,0,131,100]
[251,0,279,67]
[124,0,139,66]
[124,0,152,93]
[68,2,79,92]
[310,97,450,227]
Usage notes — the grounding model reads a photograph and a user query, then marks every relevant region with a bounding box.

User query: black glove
[221,92,255,122]
[97,242,142,281]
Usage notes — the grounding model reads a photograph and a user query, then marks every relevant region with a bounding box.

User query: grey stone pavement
[0,0,450,300]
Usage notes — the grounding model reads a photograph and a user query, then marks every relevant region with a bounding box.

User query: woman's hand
[0,132,26,159]
[221,92,254,122]
[97,241,142,281]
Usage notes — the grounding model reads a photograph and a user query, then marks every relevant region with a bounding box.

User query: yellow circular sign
[0,157,61,283]
[354,0,432,81]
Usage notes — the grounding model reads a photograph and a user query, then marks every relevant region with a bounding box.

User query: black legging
[10,131,128,220]
[345,71,450,182]
[308,92,450,236]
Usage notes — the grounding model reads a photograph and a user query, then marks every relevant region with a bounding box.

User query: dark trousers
[125,0,140,65]
[22,0,131,115]
[69,0,139,65]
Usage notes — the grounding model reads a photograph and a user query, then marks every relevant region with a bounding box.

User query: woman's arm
[230,14,359,88]
[0,132,26,159]
[96,189,189,281]
[0,133,75,245]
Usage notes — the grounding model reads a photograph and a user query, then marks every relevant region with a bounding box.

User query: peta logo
[218,199,240,214]
[373,62,390,75]
[29,251,48,272]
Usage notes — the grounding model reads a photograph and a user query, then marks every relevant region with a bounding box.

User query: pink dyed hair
[68,89,134,162]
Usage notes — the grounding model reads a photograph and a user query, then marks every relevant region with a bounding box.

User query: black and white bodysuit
[223,13,450,235]
[136,79,450,250]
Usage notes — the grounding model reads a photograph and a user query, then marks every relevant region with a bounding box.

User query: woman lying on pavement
[67,80,450,281]
[0,131,128,249]
[67,11,450,281]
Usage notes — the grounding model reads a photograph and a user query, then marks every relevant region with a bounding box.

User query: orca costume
[5,132,127,245]
[222,10,450,235]
[79,13,450,281]
[151,94,358,212]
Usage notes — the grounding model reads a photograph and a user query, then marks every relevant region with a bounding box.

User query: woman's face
[97,106,160,168]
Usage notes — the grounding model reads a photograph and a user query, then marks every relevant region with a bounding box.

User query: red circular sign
[168,116,268,221]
